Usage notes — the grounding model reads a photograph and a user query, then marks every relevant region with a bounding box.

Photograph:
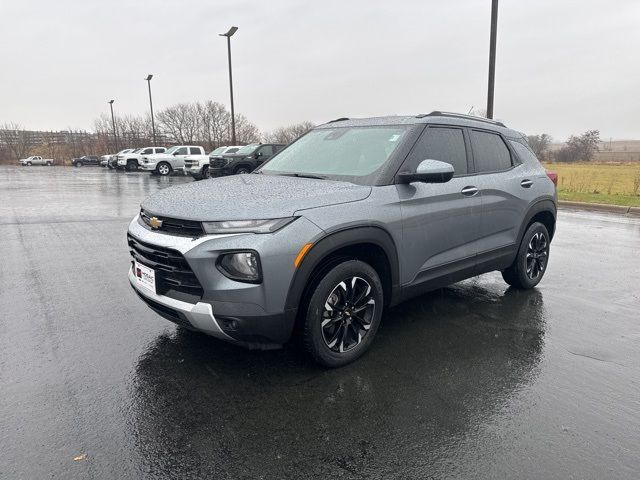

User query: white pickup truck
[116,146,166,171]
[183,145,242,180]
[19,156,53,166]
[140,145,205,176]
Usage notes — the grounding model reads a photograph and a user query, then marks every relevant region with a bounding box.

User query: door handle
[461,186,479,196]
[520,179,533,188]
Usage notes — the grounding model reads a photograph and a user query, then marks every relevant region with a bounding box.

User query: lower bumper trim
[128,268,235,341]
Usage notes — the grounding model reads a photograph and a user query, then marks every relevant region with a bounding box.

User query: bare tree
[234,114,261,144]
[0,122,32,160]
[527,134,553,159]
[554,130,600,162]
[264,121,315,144]
[157,103,201,144]
[198,101,231,150]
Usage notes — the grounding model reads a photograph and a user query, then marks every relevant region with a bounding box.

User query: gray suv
[127,112,557,367]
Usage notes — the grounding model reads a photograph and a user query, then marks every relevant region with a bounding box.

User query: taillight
[546,170,558,187]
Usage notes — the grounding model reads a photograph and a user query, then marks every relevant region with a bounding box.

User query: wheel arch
[518,198,557,244]
[284,226,401,320]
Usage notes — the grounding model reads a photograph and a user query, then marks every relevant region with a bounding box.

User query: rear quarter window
[470,130,512,173]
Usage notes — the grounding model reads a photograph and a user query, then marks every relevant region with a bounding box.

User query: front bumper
[128,267,234,340]
[140,162,157,171]
[127,214,323,346]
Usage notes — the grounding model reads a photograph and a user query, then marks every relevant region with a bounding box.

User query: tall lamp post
[486,0,499,119]
[108,99,119,151]
[145,74,157,145]
[219,26,238,145]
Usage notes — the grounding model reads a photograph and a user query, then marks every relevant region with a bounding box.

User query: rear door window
[189,147,201,155]
[470,130,512,173]
[404,126,468,175]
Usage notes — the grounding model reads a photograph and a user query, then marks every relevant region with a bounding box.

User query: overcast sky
[1,0,639,140]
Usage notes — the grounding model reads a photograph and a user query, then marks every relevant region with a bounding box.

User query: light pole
[145,74,157,145]
[108,99,119,151]
[219,26,238,144]
[486,0,499,119]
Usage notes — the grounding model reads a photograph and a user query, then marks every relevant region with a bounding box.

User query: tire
[156,162,171,176]
[302,260,384,367]
[46,162,52,166]
[234,165,251,174]
[26,162,32,166]
[126,160,138,172]
[76,161,83,167]
[502,222,550,289]
[202,165,211,179]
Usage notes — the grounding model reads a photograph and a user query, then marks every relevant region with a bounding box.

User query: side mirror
[173,152,179,156]
[398,159,454,184]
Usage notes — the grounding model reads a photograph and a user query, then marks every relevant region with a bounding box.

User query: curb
[558,200,640,216]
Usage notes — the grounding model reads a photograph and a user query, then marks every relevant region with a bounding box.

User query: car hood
[141,174,371,221]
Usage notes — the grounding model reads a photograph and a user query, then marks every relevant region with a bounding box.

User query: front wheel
[502,222,550,289]
[156,162,171,176]
[26,162,32,166]
[234,166,250,174]
[75,161,83,167]
[303,260,384,367]
[46,162,52,166]
[202,165,211,179]
[126,160,138,172]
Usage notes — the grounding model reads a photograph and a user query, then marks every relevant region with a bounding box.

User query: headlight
[217,251,262,283]
[202,217,296,234]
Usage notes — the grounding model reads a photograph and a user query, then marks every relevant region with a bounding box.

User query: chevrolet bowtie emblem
[149,216,163,229]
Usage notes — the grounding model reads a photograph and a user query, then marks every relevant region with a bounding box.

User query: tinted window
[258,145,274,156]
[470,130,512,172]
[157,148,166,153]
[174,147,188,155]
[405,127,468,175]
[225,147,239,153]
[509,140,538,165]
[142,148,152,154]
[189,147,201,155]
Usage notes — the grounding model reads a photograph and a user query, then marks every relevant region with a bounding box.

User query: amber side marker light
[294,243,313,268]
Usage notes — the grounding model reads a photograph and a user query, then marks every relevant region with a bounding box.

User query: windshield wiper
[275,172,327,180]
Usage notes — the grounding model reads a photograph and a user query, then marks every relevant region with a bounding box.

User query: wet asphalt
[0,165,639,479]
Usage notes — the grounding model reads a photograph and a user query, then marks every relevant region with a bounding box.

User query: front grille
[184,159,198,167]
[210,158,227,168]
[128,234,204,302]
[140,210,204,237]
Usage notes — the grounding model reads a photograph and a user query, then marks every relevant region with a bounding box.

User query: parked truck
[19,156,53,166]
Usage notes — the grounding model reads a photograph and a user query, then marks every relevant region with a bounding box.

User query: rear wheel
[303,260,383,367]
[157,162,171,176]
[502,222,550,289]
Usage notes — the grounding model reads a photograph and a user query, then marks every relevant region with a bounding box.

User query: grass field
[542,162,640,207]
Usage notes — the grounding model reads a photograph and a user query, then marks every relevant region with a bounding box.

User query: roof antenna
[467,106,474,114]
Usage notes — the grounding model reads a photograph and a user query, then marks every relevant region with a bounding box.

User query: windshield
[260,126,408,181]
[164,146,178,155]
[209,147,226,155]
[132,148,144,154]
[235,144,259,155]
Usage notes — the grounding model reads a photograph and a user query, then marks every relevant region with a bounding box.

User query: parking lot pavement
[1,165,639,479]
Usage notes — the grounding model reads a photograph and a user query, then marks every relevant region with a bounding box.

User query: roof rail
[416,111,506,128]
[326,117,350,123]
